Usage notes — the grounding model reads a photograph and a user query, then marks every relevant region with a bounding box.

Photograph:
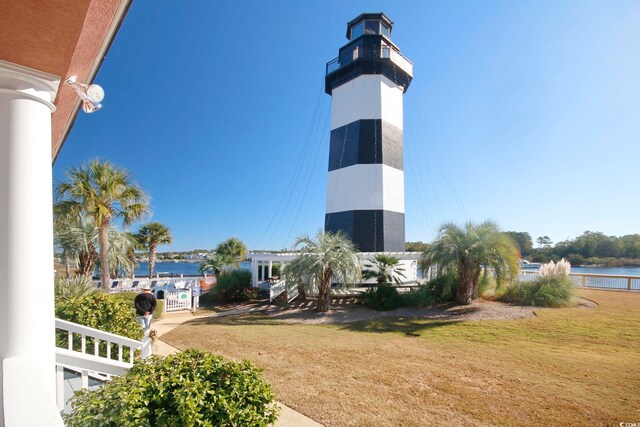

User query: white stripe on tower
[326,164,404,214]
[330,75,403,130]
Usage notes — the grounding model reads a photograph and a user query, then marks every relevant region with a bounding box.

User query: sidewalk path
[152,308,323,427]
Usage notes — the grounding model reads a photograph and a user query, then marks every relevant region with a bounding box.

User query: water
[134,261,251,277]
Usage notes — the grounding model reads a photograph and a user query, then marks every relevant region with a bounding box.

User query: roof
[345,12,394,39]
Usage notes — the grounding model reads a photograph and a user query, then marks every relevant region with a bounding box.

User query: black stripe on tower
[325,210,405,252]
[328,119,403,172]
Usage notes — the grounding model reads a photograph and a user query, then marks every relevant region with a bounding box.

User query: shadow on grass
[183,303,484,338]
[340,318,462,335]
[337,305,481,335]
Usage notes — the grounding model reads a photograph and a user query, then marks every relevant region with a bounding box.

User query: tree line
[502,231,640,266]
[408,230,640,267]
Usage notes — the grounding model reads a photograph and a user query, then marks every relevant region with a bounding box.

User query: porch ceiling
[0,0,132,161]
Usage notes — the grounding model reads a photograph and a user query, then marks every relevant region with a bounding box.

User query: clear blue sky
[53,1,640,252]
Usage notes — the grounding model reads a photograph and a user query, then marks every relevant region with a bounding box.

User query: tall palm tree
[362,254,406,286]
[215,237,247,265]
[289,230,361,312]
[136,222,173,278]
[422,220,520,305]
[56,160,149,290]
[125,232,143,279]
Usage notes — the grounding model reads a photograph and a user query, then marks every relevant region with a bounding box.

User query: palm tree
[106,227,138,278]
[125,232,143,279]
[199,252,234,276]
[56,160,149,291]
[136,222,173,278]
[362,254,406,286]
[53,210,99,277]
[283,260,314,303]
[215,237,247,266]
[422,220,520,305]
[289,230,361,312]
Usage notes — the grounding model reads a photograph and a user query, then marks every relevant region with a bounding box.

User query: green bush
[212,269,252,302]
[56,292,143,341]
[54,275,98,300]
[64,349,280,427]
[499,276,574,307]
[56,292,144,359]
[400,274,457,307]
[363,285,402,311]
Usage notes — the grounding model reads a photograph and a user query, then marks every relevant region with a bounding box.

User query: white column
[0,61,61,424]
[251,259,257,287]
[268,261,273,279]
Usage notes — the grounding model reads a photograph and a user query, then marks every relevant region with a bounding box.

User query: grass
[161,289,640,426]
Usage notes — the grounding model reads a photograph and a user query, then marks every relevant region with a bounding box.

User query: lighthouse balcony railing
[326,44,413,77]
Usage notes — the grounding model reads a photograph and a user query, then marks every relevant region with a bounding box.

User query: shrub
[64,349,279,427]
[500,276,574,307]
[56,292,143,341]
[363,285,402,311]
[566,253,585,266]
[212,269,252,302]
[401,274,457,307]
[54,275,99,300]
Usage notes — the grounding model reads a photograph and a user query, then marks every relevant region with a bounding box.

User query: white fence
[55,318,150,411]
[519,270,640,291]
[164,289,193,312]
[268,280,286,303]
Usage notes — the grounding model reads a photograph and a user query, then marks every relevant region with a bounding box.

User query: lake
[136,262,640,277]
[135,261,251,277]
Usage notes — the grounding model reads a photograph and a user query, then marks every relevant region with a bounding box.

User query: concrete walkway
[152,309,323,427]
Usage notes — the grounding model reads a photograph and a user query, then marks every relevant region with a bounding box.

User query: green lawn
[162,289,640,426]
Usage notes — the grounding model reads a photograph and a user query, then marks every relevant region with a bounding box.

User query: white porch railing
[519,270,640,291]
[268,279,286,303]
[285,279,299,303]
[54,318,151,411]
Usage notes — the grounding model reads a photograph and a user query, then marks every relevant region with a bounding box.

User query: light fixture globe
[86,84,105,103]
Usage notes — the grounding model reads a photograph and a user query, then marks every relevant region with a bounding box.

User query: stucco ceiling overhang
[0,0,133,161]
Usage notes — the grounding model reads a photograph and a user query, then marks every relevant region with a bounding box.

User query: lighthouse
[324,13,413,252]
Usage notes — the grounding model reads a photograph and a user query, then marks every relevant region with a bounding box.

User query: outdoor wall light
[65,76,105,113]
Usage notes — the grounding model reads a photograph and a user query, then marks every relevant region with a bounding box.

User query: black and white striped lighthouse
[324,13,413,252]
